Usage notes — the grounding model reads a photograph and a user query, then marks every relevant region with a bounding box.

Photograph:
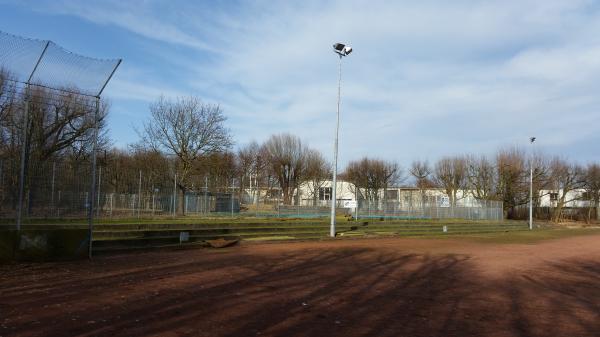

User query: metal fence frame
[1,30,121,258]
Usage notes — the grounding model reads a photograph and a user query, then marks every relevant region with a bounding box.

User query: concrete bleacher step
[92,232,327,253]
[91,221,528,253]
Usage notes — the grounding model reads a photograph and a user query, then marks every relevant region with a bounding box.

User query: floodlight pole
[330,54,343,237]
[529,137,535,230]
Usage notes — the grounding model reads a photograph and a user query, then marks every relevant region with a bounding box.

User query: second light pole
[330,42,353,237]
[529,136,536,230]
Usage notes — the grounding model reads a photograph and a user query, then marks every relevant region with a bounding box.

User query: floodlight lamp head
[530,137,536,143]
[333,42,352,56]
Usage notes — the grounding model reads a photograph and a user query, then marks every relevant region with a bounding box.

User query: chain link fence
[0,155,505,221]
[0,30,504,226]
[353,197,503,221]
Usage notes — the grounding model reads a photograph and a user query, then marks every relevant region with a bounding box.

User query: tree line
[1,70,598,221]
[408,152,600,222]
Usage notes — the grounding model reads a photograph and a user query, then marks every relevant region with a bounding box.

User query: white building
[538,189,595,208]
[295,180,356,207]
[295,180,495,209]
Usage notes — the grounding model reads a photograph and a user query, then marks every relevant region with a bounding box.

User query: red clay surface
[1,235,599,337]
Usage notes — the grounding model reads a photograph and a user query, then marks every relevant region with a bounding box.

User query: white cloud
[23,0,220,52]
[14,0,600,164]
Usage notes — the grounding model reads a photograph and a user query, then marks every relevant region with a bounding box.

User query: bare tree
[129,146,172,194]
[139,95,232,213]
[103,148,131,194]
[0,70,16,209]
[0,69,17,181]
[583,163,600,222]
[0,69,16,145]
[237,141,260,201]
[0,79,110,163]
[1,84,111,213]
[529,152,552,216]
[303,149,331,206]
[1,71,110,187]
[25,87,107,162]
[199,152,237,189]
[549,157,585,222]
[463,150,551,219]
[345,157,402,205]
[410,160,433,202]
[467,155,496,200]
[495,147,528,217]
[263,133,307,205]
[434,156,467,206]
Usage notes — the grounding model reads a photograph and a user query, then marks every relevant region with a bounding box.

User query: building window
[319,187,332,201]
[549,193,558,201]
[385,190,398,200]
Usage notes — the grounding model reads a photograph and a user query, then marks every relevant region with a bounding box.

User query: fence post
[50,162,56,215]
[151,184,155,216]
[96,166,102,217]
[132,194,136,217]
[485,200,488,220]
[87,97,100,259]
[204,176,208,214]
[173,173,177,217]
[198,194,201,214]
[355,186,358,220]
[255,174,259,218]
[231,178,235,218]
[57,190,61,217]
[16,92,30,231]
[138,170,142,218]
[185,193,188,215]
[17,42,50,231]
[383,188,387,220]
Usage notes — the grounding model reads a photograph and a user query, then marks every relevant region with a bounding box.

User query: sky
[1,0,600,167]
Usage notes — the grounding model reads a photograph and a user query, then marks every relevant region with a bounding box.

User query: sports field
[1,229,599,337]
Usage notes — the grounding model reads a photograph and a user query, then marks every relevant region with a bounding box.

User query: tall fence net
[0,30,121,230]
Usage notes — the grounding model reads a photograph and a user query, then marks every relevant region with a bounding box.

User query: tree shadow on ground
[1,246,599,337]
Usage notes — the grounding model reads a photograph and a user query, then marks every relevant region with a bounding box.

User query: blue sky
[1,0,600,167]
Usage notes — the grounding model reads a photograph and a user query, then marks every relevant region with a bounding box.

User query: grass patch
[6,216,516,226]
[444,228,600,244]
[244,236,298,241]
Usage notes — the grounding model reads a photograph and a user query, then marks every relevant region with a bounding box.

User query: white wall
[296,180,494,208]
[538,189,592,208]
[297,180,356,206]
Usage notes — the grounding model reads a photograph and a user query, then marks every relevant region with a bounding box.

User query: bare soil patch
[1,234,599,337]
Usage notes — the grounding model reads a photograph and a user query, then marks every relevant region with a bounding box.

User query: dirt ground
[1,234,599,337]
